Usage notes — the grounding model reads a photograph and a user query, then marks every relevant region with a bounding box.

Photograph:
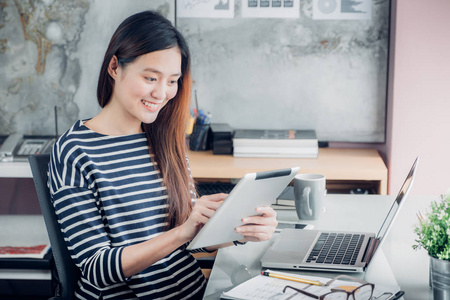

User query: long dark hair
[97,11,193,229]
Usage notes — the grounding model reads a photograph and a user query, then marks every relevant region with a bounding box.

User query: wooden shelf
[188,148,387,195]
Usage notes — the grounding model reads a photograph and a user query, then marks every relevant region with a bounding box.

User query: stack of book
[271,185,296,210]
[232,129,318,158]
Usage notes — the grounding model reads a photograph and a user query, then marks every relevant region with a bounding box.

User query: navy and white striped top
[48,120,206,299]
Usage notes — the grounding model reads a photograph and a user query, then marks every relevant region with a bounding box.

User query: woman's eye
[145,77,156,82]
[169,80,178,85]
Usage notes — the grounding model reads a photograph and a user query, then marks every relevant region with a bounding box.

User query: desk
[188,148,388,195]
[0,162,33,178]
[204,194,434,300]
[0,196,434,299]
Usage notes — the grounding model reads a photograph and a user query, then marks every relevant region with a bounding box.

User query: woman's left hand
[235,206,278,243]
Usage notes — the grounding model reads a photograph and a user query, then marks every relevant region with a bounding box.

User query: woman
[49,11,277,299]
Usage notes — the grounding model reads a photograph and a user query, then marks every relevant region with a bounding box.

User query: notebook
[261,157,419,273]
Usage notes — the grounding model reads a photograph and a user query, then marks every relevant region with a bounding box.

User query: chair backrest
[29,154,80,300]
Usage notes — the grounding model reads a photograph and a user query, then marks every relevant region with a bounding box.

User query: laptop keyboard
[306,232,365,265]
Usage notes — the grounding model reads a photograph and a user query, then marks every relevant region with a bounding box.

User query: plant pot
[430,255,450,300]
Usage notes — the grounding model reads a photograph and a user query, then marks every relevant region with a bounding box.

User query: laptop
[261,157,419,273]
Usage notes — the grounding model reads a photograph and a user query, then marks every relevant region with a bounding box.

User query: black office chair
[29,153,214,296]
[29,154,79,300]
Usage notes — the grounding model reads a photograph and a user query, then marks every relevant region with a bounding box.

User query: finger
[241,206,277,225]
[236,225,276,236]
[187,211,210,228]
[196,199,223,212]
[255,205,277,217]
[197,194,228,209]
[242,214,278,227]
[235,226,274,242]
[192,205,217,219]
[199,193,228,202]
[194,215,210,227]
[189,208,215,226]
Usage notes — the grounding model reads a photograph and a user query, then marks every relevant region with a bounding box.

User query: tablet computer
[186,167,300,250]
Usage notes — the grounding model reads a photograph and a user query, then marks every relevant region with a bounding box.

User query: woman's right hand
[178,193,227,242]
[122,193,226,277]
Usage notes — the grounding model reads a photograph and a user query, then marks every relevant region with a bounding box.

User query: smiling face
[108,47,182,130]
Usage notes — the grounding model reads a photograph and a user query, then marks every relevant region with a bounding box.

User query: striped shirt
[48,120,206,299]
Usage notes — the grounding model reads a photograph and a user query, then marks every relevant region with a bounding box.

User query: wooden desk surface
[188,148,387,195]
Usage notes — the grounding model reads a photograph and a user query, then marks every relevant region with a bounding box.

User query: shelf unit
[187,148,388,195]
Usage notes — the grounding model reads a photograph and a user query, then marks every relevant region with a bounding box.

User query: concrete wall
[0,0,173,136]
[0,0,390,143]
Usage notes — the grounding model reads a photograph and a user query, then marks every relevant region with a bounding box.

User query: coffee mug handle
[302,187,313,217]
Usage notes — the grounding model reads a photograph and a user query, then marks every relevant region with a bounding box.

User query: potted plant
[413,190,450,299]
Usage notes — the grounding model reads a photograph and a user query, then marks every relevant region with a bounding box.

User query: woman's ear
[107,55,119,79]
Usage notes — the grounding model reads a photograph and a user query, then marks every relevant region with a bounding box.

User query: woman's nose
[151,83,166,101]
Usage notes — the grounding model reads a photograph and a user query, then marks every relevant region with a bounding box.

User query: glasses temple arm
[283,285,320,299]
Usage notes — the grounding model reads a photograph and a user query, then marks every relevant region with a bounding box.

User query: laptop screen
[376,157,419,240]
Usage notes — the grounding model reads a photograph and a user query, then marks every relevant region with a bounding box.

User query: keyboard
[196,182,235,196]
[306,232,365,265]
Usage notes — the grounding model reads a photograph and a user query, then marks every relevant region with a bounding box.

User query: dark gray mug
[294,174,326,220]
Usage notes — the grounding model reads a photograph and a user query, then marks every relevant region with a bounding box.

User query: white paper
[222,270,399,300]
[241,0,300,19]
[313,0,372,20]
[177,0,235,18]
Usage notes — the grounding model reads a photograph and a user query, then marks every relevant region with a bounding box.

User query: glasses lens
[353,284,373,300]
[323,291,348,300]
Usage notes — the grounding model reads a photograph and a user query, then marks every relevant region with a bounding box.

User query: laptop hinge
[362,237,380,264]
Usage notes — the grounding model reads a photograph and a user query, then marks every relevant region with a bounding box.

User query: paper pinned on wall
[177,0,235,18]
[313,0,372,20]
[242,0,300,18]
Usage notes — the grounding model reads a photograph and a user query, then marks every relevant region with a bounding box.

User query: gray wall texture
[0,0,174,136]
[0,0,389,142]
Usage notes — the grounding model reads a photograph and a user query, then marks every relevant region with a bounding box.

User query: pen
[261,271,325,286]
[386,291,405,300]
[195,90,199,113]
[186,116,195,135]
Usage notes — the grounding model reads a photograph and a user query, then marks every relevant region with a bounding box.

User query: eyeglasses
[283,275,375,300]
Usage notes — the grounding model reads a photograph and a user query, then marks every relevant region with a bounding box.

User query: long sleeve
[52,185,126,288]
